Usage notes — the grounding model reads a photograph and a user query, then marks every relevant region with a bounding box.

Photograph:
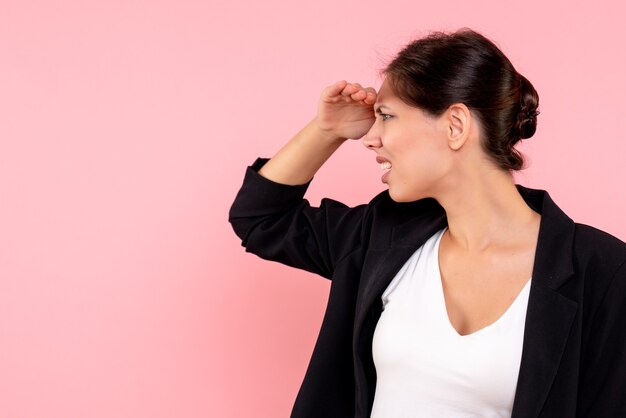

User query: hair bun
[516,74,539,140]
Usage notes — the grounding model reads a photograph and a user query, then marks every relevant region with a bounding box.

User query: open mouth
[380,161,392,183]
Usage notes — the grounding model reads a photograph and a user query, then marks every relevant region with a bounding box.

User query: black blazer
[229,158,626,418]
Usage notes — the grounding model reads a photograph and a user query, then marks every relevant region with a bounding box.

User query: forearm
[258,117,348,185]
[229,157,368,279]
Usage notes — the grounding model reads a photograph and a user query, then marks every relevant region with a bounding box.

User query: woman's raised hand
[254,80,378,185]
[314,80,378,141]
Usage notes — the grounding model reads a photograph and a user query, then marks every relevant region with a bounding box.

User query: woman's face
[363,78,453,202]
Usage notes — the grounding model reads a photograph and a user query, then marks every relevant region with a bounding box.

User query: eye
[379,113,392,121]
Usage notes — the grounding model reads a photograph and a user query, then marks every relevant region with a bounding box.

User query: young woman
[229,28,626,417]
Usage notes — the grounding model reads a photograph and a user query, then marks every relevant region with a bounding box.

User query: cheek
[405,146,441,176]
[396,145,446,190]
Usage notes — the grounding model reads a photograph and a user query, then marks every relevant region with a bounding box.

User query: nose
[362,120,382,150]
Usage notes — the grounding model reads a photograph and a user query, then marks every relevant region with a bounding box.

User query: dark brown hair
[381,28,539,171]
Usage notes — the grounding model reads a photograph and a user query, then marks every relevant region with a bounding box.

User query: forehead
[374,79,439,122]
[374,78,400,108]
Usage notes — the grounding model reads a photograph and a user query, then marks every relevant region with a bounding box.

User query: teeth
[380,161,392,170]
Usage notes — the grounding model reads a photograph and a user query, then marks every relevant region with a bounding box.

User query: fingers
[335,81,377,104]
[362,87,377,104]
[326,80,348,97]
[352,84,377,104]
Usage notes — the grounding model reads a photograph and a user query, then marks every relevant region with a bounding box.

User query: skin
[257,80,377,186]
[363,77,541,254]
[258,78,542,335]
[362,78,542,335]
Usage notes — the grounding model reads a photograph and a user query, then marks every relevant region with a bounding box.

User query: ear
[446,103,470,151]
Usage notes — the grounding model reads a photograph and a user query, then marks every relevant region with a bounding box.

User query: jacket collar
[392,184,576,288]
[353,184,579,418]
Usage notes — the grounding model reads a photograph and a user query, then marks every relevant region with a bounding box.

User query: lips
[376,156,392,170]
[376,156,392,183]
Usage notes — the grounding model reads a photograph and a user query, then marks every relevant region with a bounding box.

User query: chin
[388,187,425,203]
[388,188,411,203]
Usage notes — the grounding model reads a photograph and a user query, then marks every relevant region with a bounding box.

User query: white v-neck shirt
[371,227,531,418]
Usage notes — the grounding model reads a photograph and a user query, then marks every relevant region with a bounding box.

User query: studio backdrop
[1,0,625,417]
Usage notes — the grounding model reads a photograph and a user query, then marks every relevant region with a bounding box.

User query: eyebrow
[374,104,391,113]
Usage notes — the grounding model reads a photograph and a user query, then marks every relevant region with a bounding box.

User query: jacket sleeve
[228,158,370,280]
[578,258,626,416]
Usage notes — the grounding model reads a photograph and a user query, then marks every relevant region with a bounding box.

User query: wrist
[308,118,347,145]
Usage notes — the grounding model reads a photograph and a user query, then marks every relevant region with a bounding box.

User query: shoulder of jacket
[574,223,626,253]
[574,222,626,275]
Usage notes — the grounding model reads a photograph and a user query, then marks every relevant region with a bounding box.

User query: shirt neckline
[434,227,532,339]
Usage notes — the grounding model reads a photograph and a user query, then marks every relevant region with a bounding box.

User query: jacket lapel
[352,208,448,417]
[510,185,578,418]
[352,184,579,418]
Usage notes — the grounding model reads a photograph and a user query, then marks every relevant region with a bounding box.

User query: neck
[433,164,540,253]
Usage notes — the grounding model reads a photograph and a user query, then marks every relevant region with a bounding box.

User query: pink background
[1,0,625,417]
